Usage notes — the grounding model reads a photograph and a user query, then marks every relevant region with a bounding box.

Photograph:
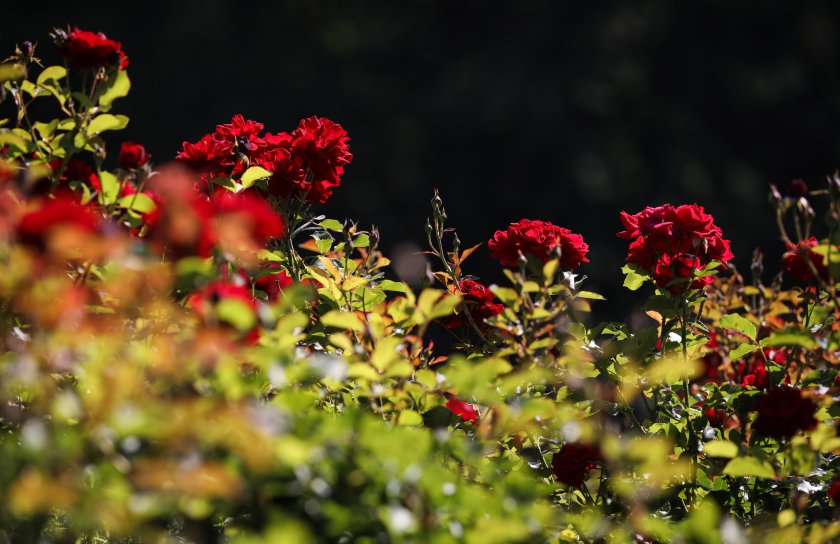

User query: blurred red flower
[118,142,150,170]
[551,443,601,487]
[752,387,817,441]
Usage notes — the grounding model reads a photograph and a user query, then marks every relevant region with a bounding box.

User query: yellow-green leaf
[722,456,776,479]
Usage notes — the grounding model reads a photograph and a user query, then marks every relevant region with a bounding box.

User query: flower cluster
[488,218,589,269]
[177,114,352,203]
[618,204,733,294]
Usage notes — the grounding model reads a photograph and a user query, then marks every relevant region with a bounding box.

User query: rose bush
[2,27,840,543]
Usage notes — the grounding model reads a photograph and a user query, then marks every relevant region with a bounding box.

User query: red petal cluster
[445,397,479,423]
[443,279,503,329]
[829,480,840,503]
[55,27,128,70]
[752,387,817,441]
[488,219,589,269]
[118,142,150,170]
[176,114,352,203]
[782,236,832,283]
[618,204,732,293]
[212,191,286,247]
[551,443,601,487]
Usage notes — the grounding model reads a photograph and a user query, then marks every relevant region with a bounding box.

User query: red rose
[618,204,732,273]
[829,479,840,503]
[17,193,99,248]
[286,116,353,203]
[176,114,266,186]
[177,114,352,203]
[442,279,503,329]
[445,396,479,423]
[651,253,714,294]
[740,360,769,390]
[54,27,128,69]
[488,219,589,269]
[752,387,817,441]
[118,142,150,170]
[782,237,831,284]
[786,179,809,199]
[704,407,728,429]
[49,158,99,188]
[551,443,601,487]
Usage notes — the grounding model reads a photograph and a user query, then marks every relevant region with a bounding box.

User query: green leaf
[320,310,365,332]
[378,280,406,293]
[719,314,757,341]
[216,298,257,331]
[319,219,344,231]
[728,343,759,361]
[397,410,424,427]
[576,290,605,300]
[622,264,647,291]
[722,456,776,479]
[97,171,120,204]
[117,193,156,214]
[760,329,817,349]
[239,166,273,189]
[36,65,67,86]
[0,131,30,154]
[87,114,129,136]
[352,233,370,248]
[0,63,26,83]
[703,440,738,458]
[98,69,130,108]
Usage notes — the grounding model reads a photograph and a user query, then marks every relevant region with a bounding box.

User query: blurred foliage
[2,22,840,544]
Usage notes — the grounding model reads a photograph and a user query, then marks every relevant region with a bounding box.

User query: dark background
[4,0,840,321]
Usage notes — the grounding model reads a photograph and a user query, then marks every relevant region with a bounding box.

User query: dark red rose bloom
[253,264,294,301]
[786,179,809,199]
[651,253,714,294]
[617,204,733,273]
[17,193,99,247]
[829,479,840,503]
[782,236,832,283]
[741,360,769,390]
[752,387,817,441]
[49,158,99,189]
[54,27,128,69]
[488,219,589,269]
[118,142,150,170]
[211,191,286,245]
[445,396,479,423]
[286,116,352,203]
[704,407,728,429]
[551,443,602,487]
[443,279,504,329]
